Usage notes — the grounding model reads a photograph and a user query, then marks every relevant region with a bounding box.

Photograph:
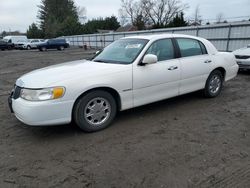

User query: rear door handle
[168,66,178,71]
[204,60,212,64]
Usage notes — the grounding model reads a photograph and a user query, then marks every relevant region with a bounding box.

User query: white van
[3,36,28,48]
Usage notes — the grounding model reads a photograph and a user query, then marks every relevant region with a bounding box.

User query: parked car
[17,39,45,50]
[0,39,14,50]
[233,44,250,70]
[3,35,28,49]
[16,39,29,49]
[8,34,238,132]
[37,39,69,51]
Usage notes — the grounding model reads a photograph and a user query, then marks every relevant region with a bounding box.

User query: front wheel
[73,90,117,132]
[204,70,223,98]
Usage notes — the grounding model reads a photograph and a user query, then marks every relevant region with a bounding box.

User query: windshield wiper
[93,60,109,63]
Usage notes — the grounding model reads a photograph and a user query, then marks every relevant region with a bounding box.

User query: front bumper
[236,59,250,70]
[8,96,74,126]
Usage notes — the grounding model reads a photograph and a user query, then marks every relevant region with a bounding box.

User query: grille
[12,86,22,99]
[235,55,250,59]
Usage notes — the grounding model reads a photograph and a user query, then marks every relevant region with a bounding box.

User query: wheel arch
[211,67,226,81]
[71,87,122,119]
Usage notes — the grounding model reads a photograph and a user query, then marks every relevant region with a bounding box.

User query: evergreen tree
[27,23,43,38]
[134,15,146,30]
[83,16,120,34]
[37,0,82,38]
[167,12,188,28]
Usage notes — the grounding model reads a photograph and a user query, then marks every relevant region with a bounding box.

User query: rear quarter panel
[214,52,239,81]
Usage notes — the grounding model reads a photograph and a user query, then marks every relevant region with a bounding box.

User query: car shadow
[238,70,250,75]
[21,90,204,138]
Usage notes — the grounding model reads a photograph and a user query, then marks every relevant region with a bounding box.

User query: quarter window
[146,39,175,61]
[199,41,208,54]
[176,38,206,57]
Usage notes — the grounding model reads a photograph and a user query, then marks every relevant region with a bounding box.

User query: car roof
[124,34,202,41]
[124,33,218,55]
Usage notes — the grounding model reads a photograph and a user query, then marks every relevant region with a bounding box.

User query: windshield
[93,38,148,64]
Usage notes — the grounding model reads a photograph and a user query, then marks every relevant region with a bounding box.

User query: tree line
[27,0,121,38]
[26,0,238,39]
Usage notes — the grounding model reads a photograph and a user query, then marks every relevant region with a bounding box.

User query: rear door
[174,38,215,95]
[133,38,181,107]
[31,40,39,48]
[48,40,56,49]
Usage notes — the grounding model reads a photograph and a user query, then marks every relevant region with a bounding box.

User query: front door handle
[168,66,178,71]
[204,60,212,64]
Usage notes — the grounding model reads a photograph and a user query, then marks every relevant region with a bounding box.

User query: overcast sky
[0,0,249,32]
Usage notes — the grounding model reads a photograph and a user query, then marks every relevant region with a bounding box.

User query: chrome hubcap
[84,97,111,126]
[209,75,221,94]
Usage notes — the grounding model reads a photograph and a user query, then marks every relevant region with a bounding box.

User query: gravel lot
[0,48,250,188]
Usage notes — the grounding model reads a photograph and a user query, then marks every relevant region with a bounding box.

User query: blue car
[37,39,69,51]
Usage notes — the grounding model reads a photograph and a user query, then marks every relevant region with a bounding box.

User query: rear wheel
[73,90,117,132]
[58,46,64,51]
[204,70,223,98]
[41,47,46,51]
[27,45,31,50]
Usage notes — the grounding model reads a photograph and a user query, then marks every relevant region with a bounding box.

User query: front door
[133,38,181,107]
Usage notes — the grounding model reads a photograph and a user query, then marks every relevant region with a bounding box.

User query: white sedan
[233,44,250,70]
[9,34,239,132]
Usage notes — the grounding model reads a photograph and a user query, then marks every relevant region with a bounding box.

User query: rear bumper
[225,64,239,81]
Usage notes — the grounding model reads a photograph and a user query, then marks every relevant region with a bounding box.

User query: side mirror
[142,54,158,65]
[95,50,100,54]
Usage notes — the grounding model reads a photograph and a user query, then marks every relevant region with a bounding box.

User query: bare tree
[120,0,149,29]
[118,8,129,26]
[192,5,202,25]
[216,13,224,24]
[77,6,87,24]
[142,0,188,27]
[119,0,188,29]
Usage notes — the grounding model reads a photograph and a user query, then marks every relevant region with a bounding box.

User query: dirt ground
[0,48,250,188]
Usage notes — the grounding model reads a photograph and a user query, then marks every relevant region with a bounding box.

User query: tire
[204,70,223,98]
[41,47,46,51]
[73,90,117,132]
[27,45,31,50]
[7,46,12,50]
[58,46,64,51]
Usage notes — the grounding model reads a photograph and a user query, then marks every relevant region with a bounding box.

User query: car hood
[233,48,250,56]
[16,60,130,88]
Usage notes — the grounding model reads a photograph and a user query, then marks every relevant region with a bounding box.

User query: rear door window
[176,38,205,58]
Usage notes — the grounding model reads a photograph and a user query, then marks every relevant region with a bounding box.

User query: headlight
[20,87,65,101]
